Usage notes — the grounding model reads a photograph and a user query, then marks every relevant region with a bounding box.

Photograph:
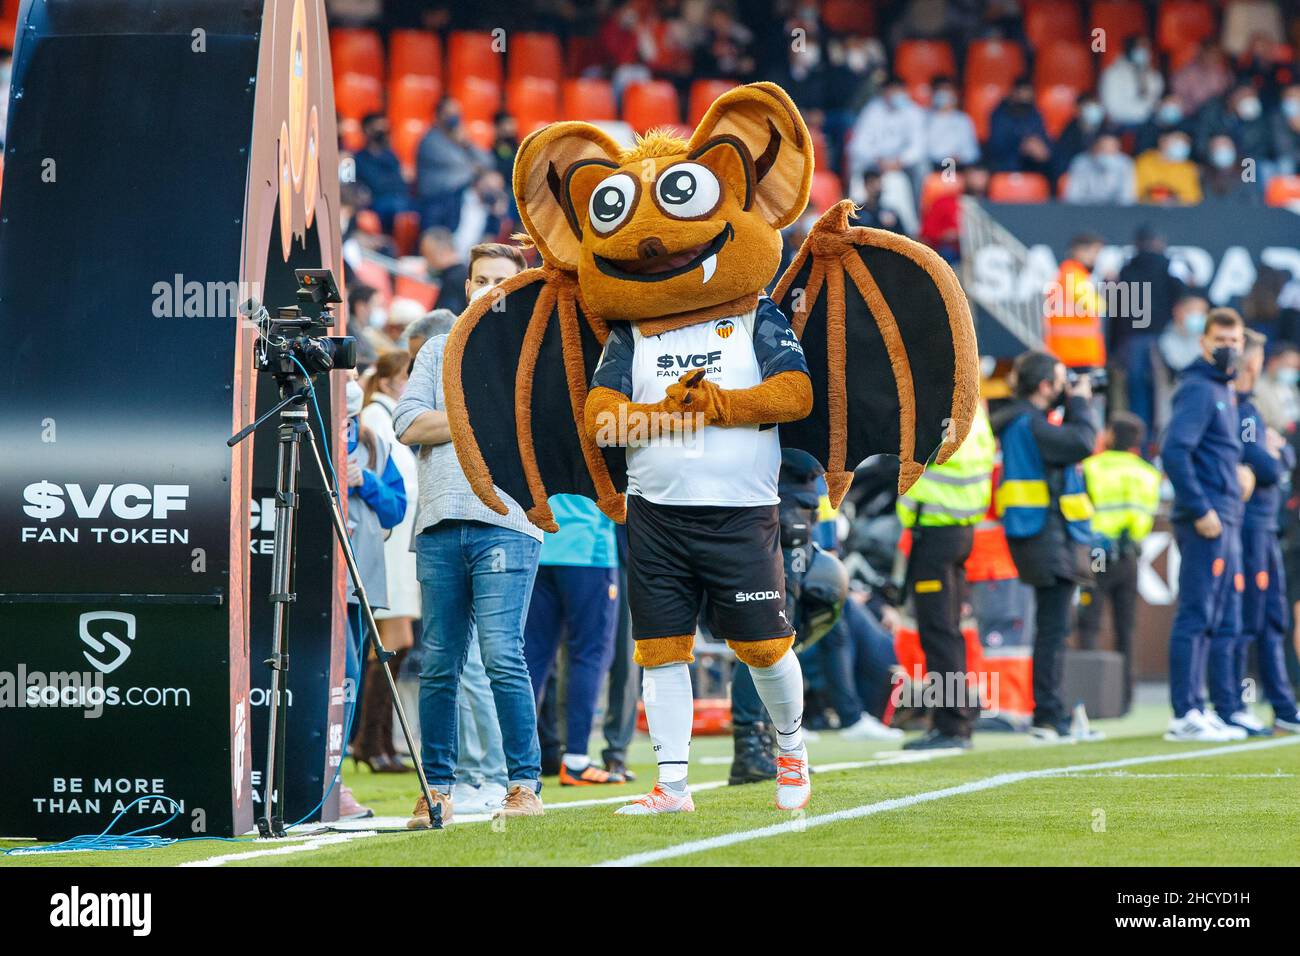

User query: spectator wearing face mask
[1116,225,1188,432]
[1253,344,1300,433]
[1197,85,1275,166]
[1052,94,1115,179]
[986,79,1051,175]
[1202,135,1262,204]
[1136,95,1192,155]
[1155,293,1209,435]
[1271,84,1300,176]
[416,97,492,231]
[353,112,416,232]
[924,77,979,169]
[1099,36,1165,129]
[846,76,927,186]
[451,168,511,260]
[1063,132,1135,204]
[1135,130,1201,204]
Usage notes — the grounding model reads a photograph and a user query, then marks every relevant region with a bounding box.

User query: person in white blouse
[354,350,421,772]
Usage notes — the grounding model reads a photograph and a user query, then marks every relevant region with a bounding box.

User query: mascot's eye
[654,163,720,219]
[588,173,637,234]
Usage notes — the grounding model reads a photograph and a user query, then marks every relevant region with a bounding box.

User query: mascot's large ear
[687,82,814,230]
[514,122,624,272]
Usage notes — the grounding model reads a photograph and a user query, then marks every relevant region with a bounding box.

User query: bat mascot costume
[444,83,978,814]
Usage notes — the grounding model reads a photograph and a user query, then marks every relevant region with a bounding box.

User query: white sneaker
[450,781,506,815]
[775,747,811,811]
[1165,709,1230,742]
[478,782,509,810]
[1274,715,1300,734]
[840,713,904,741]
[1229,710,1268,734]
[615,783,696,815]
[1203,711,1248,740]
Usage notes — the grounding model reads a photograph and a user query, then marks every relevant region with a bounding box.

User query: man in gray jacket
[393,243,544,825]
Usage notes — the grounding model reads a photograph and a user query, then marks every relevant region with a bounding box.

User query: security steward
[991,351,1099,740]
[1079,412,1162,712]
[897,404,996,750]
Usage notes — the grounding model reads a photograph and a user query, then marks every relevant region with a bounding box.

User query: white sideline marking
[180,831,377,867]
[593,736,1300,867]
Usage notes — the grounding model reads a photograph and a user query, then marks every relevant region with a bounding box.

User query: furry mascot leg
[616,635,697,815]
[730,636,811,811]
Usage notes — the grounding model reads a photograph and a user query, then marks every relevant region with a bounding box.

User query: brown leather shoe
[406,788,452,829]
[492,784,544,819]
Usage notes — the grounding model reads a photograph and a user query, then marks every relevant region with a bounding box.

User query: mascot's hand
[666,370,731,426]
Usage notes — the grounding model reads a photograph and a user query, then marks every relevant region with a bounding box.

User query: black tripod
[229,371,443,837]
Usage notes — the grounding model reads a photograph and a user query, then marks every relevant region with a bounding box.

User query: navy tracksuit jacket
[1236,393,1299,721]
[1161,358,1244,718]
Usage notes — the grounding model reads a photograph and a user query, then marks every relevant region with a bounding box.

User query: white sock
[750,651,805,752]
[642,662,693,784]
[562,753,590,771]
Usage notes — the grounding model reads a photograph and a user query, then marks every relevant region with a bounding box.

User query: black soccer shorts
[624,494,793,644]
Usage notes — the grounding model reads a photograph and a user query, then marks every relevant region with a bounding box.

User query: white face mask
[345,380,364,417]
[469,282,495,303]
[1237,97,1262,121]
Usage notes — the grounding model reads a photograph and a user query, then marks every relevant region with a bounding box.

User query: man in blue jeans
[394,242,545,825]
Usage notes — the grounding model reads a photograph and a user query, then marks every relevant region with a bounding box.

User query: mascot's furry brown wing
[443,81,978,815]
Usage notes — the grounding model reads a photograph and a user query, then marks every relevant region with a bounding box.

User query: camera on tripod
[247,268,357,377]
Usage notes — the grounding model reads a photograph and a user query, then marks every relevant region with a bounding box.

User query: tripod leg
[303,426,444,829]
[261,415,306,838]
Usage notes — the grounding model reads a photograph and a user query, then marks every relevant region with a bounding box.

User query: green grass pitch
[3,702,1297,867]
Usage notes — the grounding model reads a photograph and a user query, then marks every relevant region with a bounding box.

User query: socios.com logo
[79,611,136,674]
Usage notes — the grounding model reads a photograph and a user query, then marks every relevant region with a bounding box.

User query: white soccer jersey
[591,296,809,507]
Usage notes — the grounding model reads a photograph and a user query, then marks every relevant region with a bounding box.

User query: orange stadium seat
[565,34,603,76]
[688,79,737,125]
[821,0,875,34]
[335,72,384,121]
[1157,0,1217,55]
[388,74,439,126]
[450,75,501,123]
[966,83,1007,141]
[623,81,681,132]
[895,40,957,87]
[391,117,429,173]
[388,30,442,82]
[1090,0,1149,65]
[353,259,394,303]
[988,171,1051,202]
[448,30,504,87]
[1265,175,1300,208]
[1037,84,1079,138]
[338,116,366,152]
[392,211,422,256]
[964,39,1025,93]
[1034,40,1095,93]
[919,171,962,216]
[562,78,617,121]
[809,169,843,214]
[464,118,496,151]
[1025,0,1084,48]
[331,28,384,83]
[0,0,14,52]
[507,77,560,133]
[509,32,564,85]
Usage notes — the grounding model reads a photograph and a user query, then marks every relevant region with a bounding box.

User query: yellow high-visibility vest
[1082,449,1162,544]
[898,407,995,527]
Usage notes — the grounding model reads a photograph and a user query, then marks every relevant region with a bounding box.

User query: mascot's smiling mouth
[594,223,733,285]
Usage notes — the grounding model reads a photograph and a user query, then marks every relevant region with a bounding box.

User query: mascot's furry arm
[443,83,978,531]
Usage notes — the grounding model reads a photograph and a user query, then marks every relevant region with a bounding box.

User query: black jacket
[990,396,1099,586]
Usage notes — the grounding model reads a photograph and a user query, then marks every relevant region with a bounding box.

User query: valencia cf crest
[714,319,735,339]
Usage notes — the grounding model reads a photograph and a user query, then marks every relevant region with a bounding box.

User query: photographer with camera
[991,351,1099,740]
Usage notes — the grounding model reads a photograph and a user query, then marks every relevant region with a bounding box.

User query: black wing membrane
[773,200,980,505]
[444,267,626,532]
